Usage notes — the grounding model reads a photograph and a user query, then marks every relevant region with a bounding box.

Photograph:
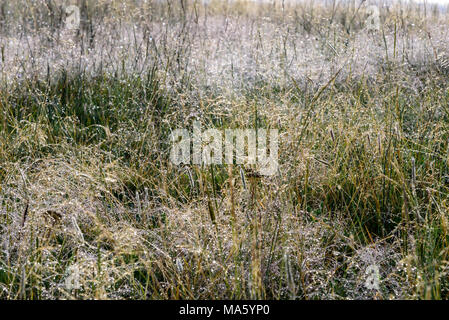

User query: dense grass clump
[2,0,449,299]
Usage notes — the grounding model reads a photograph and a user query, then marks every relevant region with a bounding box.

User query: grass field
[2,0,449,299]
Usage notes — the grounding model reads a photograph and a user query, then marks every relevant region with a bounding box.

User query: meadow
[1,0,449,299]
